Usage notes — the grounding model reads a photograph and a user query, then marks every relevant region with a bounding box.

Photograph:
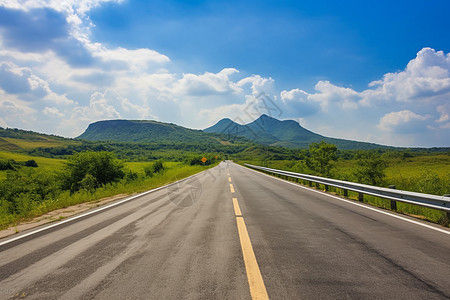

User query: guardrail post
[358,192,364,202]
[389,185,397,211]
[343,189,348,198]
[315,182,320,189]
[444,195,450,225]
[309,181,313,187]
[325,184,329,191]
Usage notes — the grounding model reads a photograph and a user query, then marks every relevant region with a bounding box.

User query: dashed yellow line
[230,183,235,193]
[229,177,232,182]
[231,192,269,300]
[236,214,269,300]
[232,198,242,216]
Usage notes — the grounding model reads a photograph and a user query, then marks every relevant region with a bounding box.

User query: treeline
[27,141,248,161]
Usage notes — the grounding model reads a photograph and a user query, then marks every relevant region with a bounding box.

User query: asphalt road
[0,161,449,299]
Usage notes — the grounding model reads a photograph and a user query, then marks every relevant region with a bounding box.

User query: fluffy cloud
[43,106,64,118]
[279,88,320,117]
[361,48,450,105]
[378,110,431,133]
[172,68,242,96]
[237,74,275,96]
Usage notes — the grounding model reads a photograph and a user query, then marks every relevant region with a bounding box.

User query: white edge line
[241,164,450,235]
[0,168,211,247]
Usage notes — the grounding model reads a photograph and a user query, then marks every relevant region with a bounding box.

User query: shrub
[25,160,38,167]
[0,159,16,171]
[64,151,124,193]
[144,160,165,177]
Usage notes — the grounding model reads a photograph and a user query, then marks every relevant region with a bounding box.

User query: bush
[123,170,139,182]
[0,159,16,171]
[152,160,165,173]
[80,174,97,193]
[144,160,165,177]
[64,151,124,193]
[25,160,38,167]
[0,168,62,214]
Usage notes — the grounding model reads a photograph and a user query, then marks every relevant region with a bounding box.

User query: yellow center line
[236,216,269,300]
[232,198,242,216]
[230,183,235,193]
[229,177,232,182]
[231,194,269,300]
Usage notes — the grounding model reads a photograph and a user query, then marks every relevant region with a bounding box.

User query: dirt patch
[0,193,131,240]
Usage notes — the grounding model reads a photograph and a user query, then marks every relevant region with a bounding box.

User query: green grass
[384,155,449,179]
[333,155,450,184]
[0,151,66,180]
[124,161,180,175]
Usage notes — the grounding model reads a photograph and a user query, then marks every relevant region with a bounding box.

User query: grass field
[333,155,450,182]
[0,151,66,180]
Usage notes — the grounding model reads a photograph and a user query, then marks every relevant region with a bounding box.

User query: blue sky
[0,0,449,147]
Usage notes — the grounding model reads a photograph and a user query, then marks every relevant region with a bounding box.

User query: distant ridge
[204,114,389,150]
[77,116,388,149]
[77,119,249,145]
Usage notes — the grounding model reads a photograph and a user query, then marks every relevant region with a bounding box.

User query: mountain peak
[204,115,385,149]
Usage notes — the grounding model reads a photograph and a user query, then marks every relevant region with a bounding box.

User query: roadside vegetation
[0,151,219,230]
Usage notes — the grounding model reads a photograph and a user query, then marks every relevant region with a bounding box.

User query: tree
[64,151,124,192]
[307,141,337,176]
[353,152,387,186]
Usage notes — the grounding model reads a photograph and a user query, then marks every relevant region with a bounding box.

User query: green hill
[0,127,80,151]
[77,119,249,146]
[204,114,390,150]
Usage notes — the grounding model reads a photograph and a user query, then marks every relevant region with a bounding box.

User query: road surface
[0,161,449,299]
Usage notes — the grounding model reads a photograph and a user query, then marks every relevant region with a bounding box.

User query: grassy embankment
[242,155,450,226]
[0,151,217,230]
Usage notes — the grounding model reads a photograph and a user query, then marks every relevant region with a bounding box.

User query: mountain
[204,114,388,150]
[77,119,249,145]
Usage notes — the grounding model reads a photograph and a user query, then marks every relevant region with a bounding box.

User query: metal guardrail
[244,164,450,213]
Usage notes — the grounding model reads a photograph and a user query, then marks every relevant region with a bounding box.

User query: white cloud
[436,103,449,123]
[308,81,360,111]
[361,47,450,105]
[378,110,431,132]
[0,91,36,128]
[237,74,275,96]
[172,68,242,96]
[89,44,170,71]
[43,106,64,117]
[279,88,320,117]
